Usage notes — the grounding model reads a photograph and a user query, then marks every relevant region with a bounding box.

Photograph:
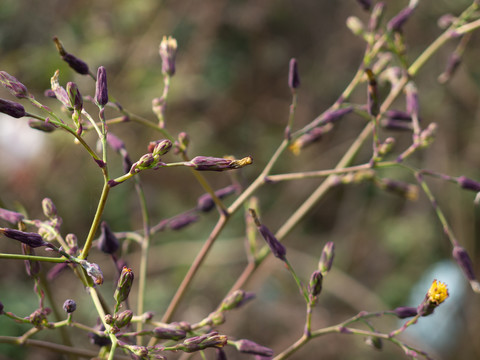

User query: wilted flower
[63,299,77,313]
[80,260,104,285]
[0,71,29,98]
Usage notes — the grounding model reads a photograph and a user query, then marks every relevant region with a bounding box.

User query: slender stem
[0,253,66,262]
[79,181,110,260]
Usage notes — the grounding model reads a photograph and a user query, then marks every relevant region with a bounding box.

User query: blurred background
[1,0,480,359]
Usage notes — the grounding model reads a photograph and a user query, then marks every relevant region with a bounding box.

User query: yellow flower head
[427,279,449,305]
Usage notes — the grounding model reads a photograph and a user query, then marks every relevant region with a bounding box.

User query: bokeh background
[1,0,480,359]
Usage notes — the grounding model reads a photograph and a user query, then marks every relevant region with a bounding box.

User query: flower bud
[288,58,300,90]
[418,122,437,147]
[150,139,172,157]
[115,310,133,328]
[196,184,238,212]
[0,208,24,224]
[318,241,335,274]
[66,233,78,249]
[387,1,417,32]
[234,339,274,357]
[188,156,253,171]
[153,326,187,340]
[376,178,419,201]
[453,246,476,281]
[289,123,334,155]
[0,71,29,98]
[94,66,108,106]
[66,81,83,111]
[168,213,199,230]
[114,267,134,304]
[308,270,323,298]
[346,16,365,36]
[42,198,57,219]
[0,98,26,118]
[0,228,48,248]
[220,290,255,311]
[182,332,227,352]
[98,221,119,254]
[175,132,189,153]
[159,36,178,76]
[456,176,480,193]
[53,37,90,75]
[392,306,417,319]
[356,0,371,11]
[63,299,77,313]
[258,224,286,261]
[368,2,385,32]
[28,119,57,133]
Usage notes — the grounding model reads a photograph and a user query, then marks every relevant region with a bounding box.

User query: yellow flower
[427,279,449,305]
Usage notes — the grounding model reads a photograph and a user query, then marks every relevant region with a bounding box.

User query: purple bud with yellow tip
[114,266,134,304]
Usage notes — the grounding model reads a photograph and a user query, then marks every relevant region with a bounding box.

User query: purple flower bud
[258,224,286,261]
[0,228,48,248]
[98,221,119,254]
[150,139,172,156]
[88,323,111,347]
[182,332,227,352]
[216,349,227,360]
[386,110,412,121]
[323,106,353,124]
[437,14,456,29]
[392,306,417,318]
[106,133,126,152]
[438,53,461,84]
[457,176,480,192]
[95,66,108,106]
[153,326,187,340]
[196,184,238,212]
[62,53,90,75]
[0,301,4,314]
[28,119,57,133]
[381,118,413,131]
[289,123,334,155]
[288,58,300,90]
[114,266,134,304]
[168,213,199,230]
[66,82,83,111]
[405,82,419,117]
[453,246,476,281]
[0,71,29,98]
[0,208,24,224]
[318,241,335,274]
[235,339,274,357]
[189,156,253,171]
[308,270,323,298]
[368,2,385,32]
[356,0,371,11]
[130,153,157,173]
[63,299,77,313]
[0,98,26,118]
[387,5,415,32]
[115,310,133,328]
[159,36,178,76]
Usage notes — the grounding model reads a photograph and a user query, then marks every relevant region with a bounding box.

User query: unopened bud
[369,2,385,32]
[150,139,172,156]
[0,71,29,99]
[28,119,57,133]
[346,16,365,36]
[196,184,238,212]
[42,198,57,219]
[168,213,199,230]
[153,326,187,340]
[53,37,90,75]
[308,270,323,298]
[114,267,134,304]
[0,228,48,248]
[0,98,26,118]
[392,306,417,318]
[289,123,334,155]
[94,66,108,106]
[234,339,274,357]
[387,2,417,32]
[453,246,476,281]
[189,156,253,172]
[66,233,78,249]
[66,82,83,111]
[182,332,227,352]
[220,290,255,311]
[0,208,24,224]
[98,221,119,254]
[456,176,480,193]
[288,58,300,90]
[318,241,335,274]
[63,299,77,313]
[159,36,178,76]
[115,310,133,328]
